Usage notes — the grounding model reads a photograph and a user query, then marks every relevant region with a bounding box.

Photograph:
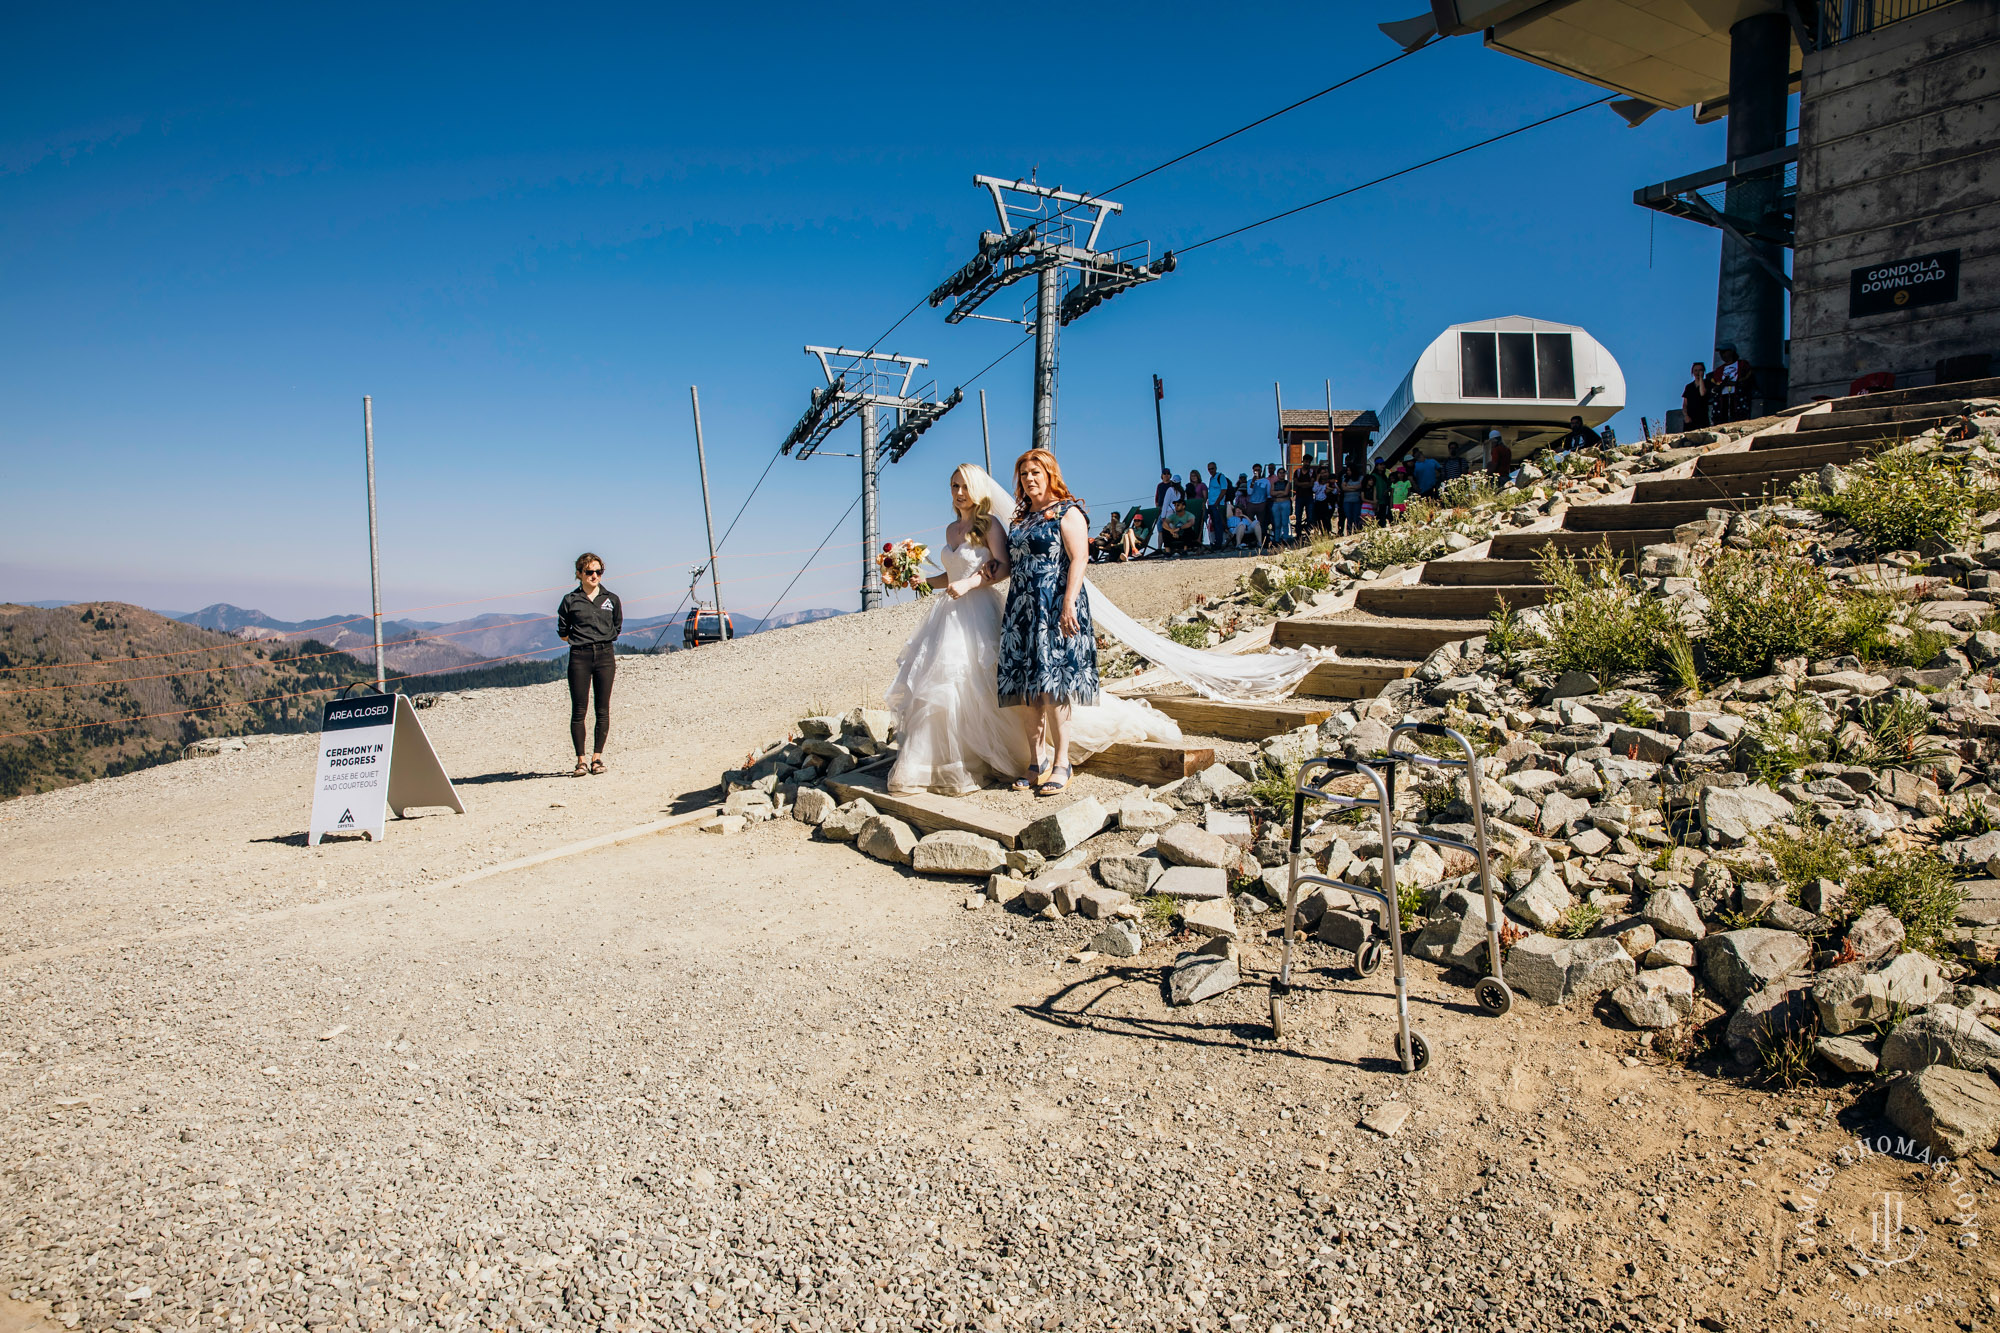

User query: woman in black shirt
[556,552,623,775]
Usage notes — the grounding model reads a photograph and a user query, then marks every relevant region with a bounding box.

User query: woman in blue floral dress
[998,448,1099,796]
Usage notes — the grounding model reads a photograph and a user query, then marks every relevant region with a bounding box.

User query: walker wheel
[1474,977,1515,1016]
[1355,940,1384,978]
[1396,1030,1432,1074]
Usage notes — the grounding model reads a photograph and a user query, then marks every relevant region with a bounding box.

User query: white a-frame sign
[307,692,464,845]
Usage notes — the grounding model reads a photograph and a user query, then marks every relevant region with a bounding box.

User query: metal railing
[1815,0,1963,46]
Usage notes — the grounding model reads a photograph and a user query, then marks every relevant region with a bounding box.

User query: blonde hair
[950,464,996,547]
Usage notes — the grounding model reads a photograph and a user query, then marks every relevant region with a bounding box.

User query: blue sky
[3,2,1749,626]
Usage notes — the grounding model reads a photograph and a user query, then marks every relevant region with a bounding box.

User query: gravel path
[2,554,1989,1333]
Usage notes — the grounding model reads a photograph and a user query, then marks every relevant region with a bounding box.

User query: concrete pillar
[1714,11,1792,410]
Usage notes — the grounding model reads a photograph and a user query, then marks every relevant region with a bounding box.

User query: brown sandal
[589,759,607,775]
[572,759,590,777]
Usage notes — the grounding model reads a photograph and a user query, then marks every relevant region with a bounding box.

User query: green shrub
[1244,757,1301,813]
[1938,795,1999,841]
[1697,548,1839,681]
[1550,903,1604,939]
[1486,600,1535,666]
[1796,449,1988,553]
[1531,545,1677,688]
[1844,693,1954,773]
[1759,824,1855,901]
[1439,473,1499,510]
[1354,520,1443,571]
[1740,693,1833,785]
[1754,1010,1821,1090]
[1617,697,1659,729]
[1142,894,1179,928]
[1848,849,1962,953]
[1662,630,1702,697]
[1166,621,1211,649]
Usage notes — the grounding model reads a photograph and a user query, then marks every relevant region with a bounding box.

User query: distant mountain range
[171,602,845,673]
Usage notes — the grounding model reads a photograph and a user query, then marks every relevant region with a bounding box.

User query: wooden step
[1754,417,1947,449]
[1145,696,1333,741]
[826,771,1029,848]
[1697,440,1878,475]
[1270,619,1478,658]
[1487,529,1674,559]
[1810,401,1969,431]
[1631,470,1809,503]
[1418,559,1543,586]
[1565,498,1752,531]
[1081,740,1215,786]
[1825,375,2000,412]
[1356,583,1550,618]
[1295,658,1417,700]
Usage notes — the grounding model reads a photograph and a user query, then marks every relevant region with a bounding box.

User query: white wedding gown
[885,540,1183,795]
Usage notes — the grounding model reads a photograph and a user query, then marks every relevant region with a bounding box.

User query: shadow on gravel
[667,785,723,814]
[456,769,558,785]
[1015,967,1450,1075]
[251,832,310,847]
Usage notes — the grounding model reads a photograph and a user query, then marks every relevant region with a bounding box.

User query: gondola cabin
[682,605,735,649]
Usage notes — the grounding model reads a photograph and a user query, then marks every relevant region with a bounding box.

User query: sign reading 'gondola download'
[1849,248,1960,318]
[307,692,463,845]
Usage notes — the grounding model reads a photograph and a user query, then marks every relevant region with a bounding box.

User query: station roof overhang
[1380,1,1804,124]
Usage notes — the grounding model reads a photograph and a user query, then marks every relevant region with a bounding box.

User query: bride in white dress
[886,464,1329,797]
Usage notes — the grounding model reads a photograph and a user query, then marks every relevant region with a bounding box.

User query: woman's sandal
[572,759,590,778]
[1011,760,1052,792]
[590,759,607,775]
[1035,764,1072,797]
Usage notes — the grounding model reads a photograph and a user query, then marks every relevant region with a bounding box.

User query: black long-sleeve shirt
[557,587,623,648]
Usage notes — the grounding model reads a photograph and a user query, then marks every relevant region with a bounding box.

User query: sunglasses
[582,568,604,576]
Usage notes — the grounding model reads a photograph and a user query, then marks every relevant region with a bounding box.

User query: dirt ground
[3,553,1997,1333]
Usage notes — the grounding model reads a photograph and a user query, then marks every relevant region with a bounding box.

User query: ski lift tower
[779,345,961,611]
[929,174,1174,455]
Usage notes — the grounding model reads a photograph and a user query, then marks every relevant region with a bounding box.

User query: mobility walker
[1268,724,1514,1073]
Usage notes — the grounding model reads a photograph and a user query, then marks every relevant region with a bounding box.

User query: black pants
[567,644,615,756]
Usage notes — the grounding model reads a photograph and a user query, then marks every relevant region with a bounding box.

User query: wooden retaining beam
[1145,696,1333,741]
[1269,619,1474,659]
[1355,583,1550,618]
[825,772,1029,848]
[1081,740,1215,786]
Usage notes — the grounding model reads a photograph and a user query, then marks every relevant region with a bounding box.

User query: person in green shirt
[1389,468,1413,517]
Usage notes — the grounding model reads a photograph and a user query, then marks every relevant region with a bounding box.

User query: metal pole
[1032,265,1061,453]
[362,395,386,693]
[1273,379,1285,472]
[1152,374,1167,475]
[690,386,727,637]
[979,388,992,476]
[1325,378,1336,471]
[860,406,883,610]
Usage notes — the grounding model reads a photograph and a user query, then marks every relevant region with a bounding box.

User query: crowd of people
[1088,412,1611,563]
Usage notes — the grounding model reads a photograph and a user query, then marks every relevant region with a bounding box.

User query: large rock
[1156,823,1236,869]
[1411,912,1492,971]
[1117,798,1177,832]
[1075,886,1134,921]
[1816,1036,1880,1074]
[1180,897,1238,939]
[1195,763,1248,797]
[1814,954,1950,1035]
[1539,792,1591,835]
[1700,783,1794,846]
[791,787,837,825]
[856,814,918,865]
[1844,904,1906,964]
[1884,1066,2000,1158]
[1506,935,1636,1006]
[1881,1004,2000,1076]
[818,798,877,841]
[1096,853,1163,894]
[1725,983,1814,1070]
[1089,922,1143,958]
[1168,951,1241,1006]
[1019,797,1110,858]
[1699,928,1811,1007]
[1611,966,1697,1029]
[910,829,1009,876]
[1505,870,1570,931]
[1154,866,1228,900]
[1608,726,1679,765]
[1639,887,1707,942]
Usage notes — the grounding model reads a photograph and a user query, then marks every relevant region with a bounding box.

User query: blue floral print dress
[998,500,1100,708]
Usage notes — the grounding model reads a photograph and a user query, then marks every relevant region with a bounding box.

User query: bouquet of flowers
[879,539,934,596]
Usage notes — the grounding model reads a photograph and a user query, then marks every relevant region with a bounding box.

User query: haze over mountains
[47,602,845,675]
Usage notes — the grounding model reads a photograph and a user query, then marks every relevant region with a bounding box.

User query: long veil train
[1083,578,1324,703]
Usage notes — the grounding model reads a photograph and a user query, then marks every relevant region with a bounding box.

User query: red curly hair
[1012,448,1078,514]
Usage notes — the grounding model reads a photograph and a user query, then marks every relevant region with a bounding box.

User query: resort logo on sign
[1849,248,1960,318]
